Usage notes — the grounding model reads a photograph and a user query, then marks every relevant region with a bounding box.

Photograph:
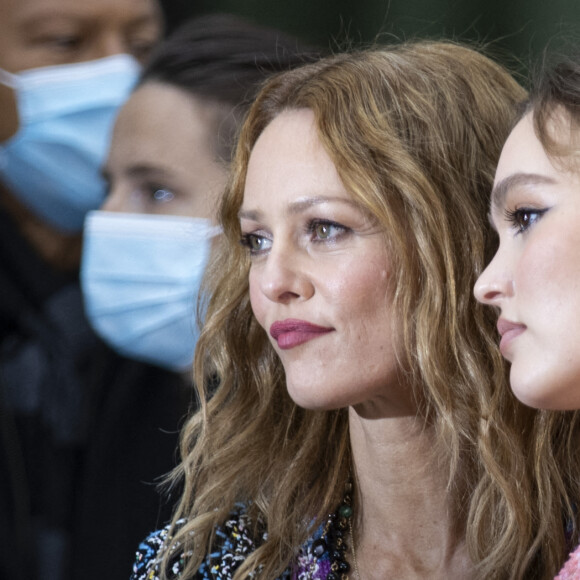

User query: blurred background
[161,0,580,78]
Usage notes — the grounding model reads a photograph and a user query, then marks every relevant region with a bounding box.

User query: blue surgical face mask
[0,55,140,232]
[81,210,221,372]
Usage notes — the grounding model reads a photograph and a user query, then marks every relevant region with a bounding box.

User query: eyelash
[307,218,348,241]
[239,219,349,256]
[504,207,548,234]
[129,184,175,205]
[149,187,175,204]
[239,232,270,255]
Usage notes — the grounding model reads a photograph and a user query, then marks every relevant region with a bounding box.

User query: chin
[511,369,580,411]
[286,384,350,412]
[288,394,344,412]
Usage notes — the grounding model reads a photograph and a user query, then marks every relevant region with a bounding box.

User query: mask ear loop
[0,68,19,90]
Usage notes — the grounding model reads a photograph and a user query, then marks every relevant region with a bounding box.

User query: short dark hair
[139,13,321,161]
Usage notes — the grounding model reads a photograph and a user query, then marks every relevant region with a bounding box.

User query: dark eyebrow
[101,163,172,182]
[491,173,557,211]
[238,195,358,221]
[126,165,171,180]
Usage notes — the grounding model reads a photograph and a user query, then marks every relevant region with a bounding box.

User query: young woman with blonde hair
[133,41,572,579]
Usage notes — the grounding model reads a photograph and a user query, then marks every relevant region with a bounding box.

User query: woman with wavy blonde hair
[132,41,571,579]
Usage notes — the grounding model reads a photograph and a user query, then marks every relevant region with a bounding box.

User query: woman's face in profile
[475,112,580,410]
[103,81,227,219]
[239,108,412,416]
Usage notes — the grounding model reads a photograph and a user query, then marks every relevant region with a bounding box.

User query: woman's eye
[504,207,547,234]
[127,185,175,210]
[38,34,82,52]
[240,233,272,255]
[151,188,175,204]
[310,220,347,241]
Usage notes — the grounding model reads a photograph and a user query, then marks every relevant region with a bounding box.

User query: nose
[257,245,314,305]
[100,179,132,213]
[474,254,514,305]
[101,192,123,212]
[88,30,129,61]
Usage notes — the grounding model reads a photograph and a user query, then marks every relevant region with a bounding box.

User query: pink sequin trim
[556,545,580,580]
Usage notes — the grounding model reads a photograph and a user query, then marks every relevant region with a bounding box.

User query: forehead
[493,113,558,197]
[244,108,347,204]
[495,115,544,178]
[0,0,160,22]
[110,82,220,164]
[251,109,321,161]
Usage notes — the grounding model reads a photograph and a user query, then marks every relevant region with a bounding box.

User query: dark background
[160,0,580,79]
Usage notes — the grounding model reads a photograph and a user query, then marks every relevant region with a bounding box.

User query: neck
[0,182,82,271]
[348,407,471,579]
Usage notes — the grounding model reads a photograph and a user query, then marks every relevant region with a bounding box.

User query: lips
[270,318,334,350]
[497,318,526,356]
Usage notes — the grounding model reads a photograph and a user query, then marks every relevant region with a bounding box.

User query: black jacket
[0,207,192,580]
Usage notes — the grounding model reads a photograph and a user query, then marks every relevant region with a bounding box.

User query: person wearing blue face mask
[67,12,318,580]
[0,0,163,266]
[0,1,165,579]
[81,14,320,374]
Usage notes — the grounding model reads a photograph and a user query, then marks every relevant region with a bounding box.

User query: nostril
[484,289,501,302]
[474,281,502,305]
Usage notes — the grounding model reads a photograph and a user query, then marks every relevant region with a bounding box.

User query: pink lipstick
[497,318,526,355]
[270,319,334,350]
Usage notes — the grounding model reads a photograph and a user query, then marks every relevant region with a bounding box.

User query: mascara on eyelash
[306,218,348,239]
[239,232,270,254]
[503,206,548,232]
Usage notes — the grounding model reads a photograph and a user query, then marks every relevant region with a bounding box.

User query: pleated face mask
[80,210,221,371]
[0,55,140,232]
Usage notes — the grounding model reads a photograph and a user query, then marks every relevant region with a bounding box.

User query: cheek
[330,261,391,326]
[160,196,207,219]
[519,230,580,313]
[248,269,267,329]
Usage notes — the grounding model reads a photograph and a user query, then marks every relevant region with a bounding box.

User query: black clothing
[0,207,192,580]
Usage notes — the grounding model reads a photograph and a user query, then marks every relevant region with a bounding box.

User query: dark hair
[139,13,321,161]
[527,47,580,158]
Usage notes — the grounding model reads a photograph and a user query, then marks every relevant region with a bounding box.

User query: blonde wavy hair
[162,41,573,579]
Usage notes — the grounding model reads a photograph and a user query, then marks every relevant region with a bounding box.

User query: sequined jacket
[130,511,339,580]
[555,543,580,580]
